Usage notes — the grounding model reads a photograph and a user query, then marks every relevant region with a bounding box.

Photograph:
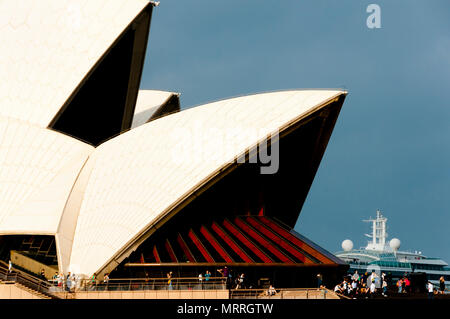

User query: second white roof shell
[69,89,346,276]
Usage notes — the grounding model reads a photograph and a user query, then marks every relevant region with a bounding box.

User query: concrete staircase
[0,261,58,299]
[14,283,52,299]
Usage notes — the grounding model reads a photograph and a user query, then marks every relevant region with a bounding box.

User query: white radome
[342,239,354,251]
[389,238,401,251]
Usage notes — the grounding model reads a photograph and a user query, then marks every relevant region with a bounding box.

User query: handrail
[0,261,347,299]
[74,276,227,292]
[0,260,59,299]
[229,287,340,299]
[106,276,224,281]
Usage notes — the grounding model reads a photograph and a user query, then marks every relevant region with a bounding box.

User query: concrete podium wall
[0,283,44,299]
[74,289,230,299]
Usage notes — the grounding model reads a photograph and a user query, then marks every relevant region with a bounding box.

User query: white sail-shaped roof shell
[69,90,346,276]
[0,0,149,127]
[0,117,93,272]
[131,90,180,128]
[0,118,93,234]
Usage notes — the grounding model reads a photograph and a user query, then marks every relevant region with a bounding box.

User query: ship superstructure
[335,211,449,289]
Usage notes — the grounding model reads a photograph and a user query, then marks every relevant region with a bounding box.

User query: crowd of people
[46,270,78,292]
[47,270,109,292]
[332,271,446,299]
[198,266,248,290]
[333,270,388,298]
[159,267,250,290]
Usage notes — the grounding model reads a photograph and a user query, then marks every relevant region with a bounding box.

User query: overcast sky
[140,0,450,262]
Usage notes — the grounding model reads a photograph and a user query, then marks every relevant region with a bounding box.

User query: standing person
[90,273,97,290]
[198,273,203,290]
[103,273,110,290]
[351,270,360,282]
[368,270,378,287]
[218,266,229,287]
[223,266,229,279]
[8,260,12,273]
[427,281,434,299]
[386,272,392,287]
[362,272,368,285]
[66,272,72,292]
[144,272,150,290]
[359,277,364,289]
[347,281,353,296]
[167,271,173,290]
[217,265,227,277]
[267,285,276,296]
[316,273,323,288]
[52,272,58,285]
[236,273,245,289]
[382,279,388,297]
[351,280,358,298]
[57,273,63,289]
[404,276,410,293]
[342,280,348,296]
[369,279,376,298]
[397,278,403,293]
[439,276,446,294]
[204,270,211,282]
[401,277,407,293]
[70,273,77,292]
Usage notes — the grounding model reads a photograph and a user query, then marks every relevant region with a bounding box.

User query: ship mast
[364,210,388,251]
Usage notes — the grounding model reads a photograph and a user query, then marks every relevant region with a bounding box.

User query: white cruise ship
[335,210,449,290]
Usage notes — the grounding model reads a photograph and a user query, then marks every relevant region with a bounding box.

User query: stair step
[15,283,51,299]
